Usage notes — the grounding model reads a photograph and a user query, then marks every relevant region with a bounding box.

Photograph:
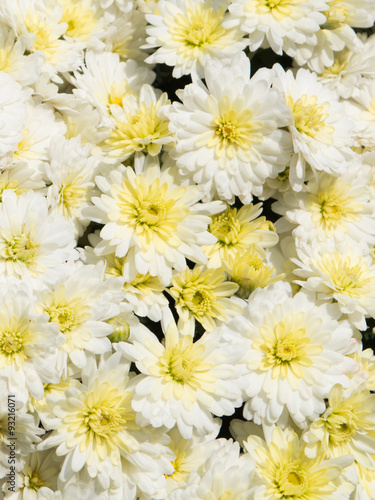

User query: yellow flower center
[170,3,227,51]
[287,94,334,143]
[276,462,309,497]
[24,12,62,61]
[323,0,351,29]
[45,304,78,333]
[325,408,359,445]
[162,338,207,386]
[320,51,351,77]
[60,0,98,41]
[14,129,37,160]
[25,471,46,491]
[209,210,241,246]
[58,182,87,217]
[0,318,32,366]
[255,0,305,20]
[104,98,171,158]
[309,180,363,233]
[84,405,125,437]
[206,96,263,159]
[3,233,40,264]
[108,81,132,107]
[0,48,12,72]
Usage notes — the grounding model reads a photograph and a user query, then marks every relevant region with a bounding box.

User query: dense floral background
[0,0,375,499]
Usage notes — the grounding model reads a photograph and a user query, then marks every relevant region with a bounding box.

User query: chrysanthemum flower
[85,154,224,286]
[144,0,248,78]
[35,262,122,371]
[224,244,285,299]
[0,162,45,201]
[303,384,375,470]
[177,438,255,500]
[202,203,278,269]
[118,320,246,439]
[166,53,292,203]
[38,353,174,486]
[220,281,359,430]
[45,135,99,237]
[70,50,155,127]
[344,79,375,152]
[98,84,173,162]
[271,65,354,190]
[273,167,375,250]
[293,245,375,330]
[0,278,64,403]
[225,0,327,58]
[244,425,355,500]
[169,265,243,335]
[0,190,77,281]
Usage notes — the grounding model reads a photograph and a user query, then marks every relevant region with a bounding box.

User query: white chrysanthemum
[0,190,77,281]
[0,278,64,403]
[45,135,99,236]
[303,384,375,470]
[117,320,246,439]
[0,384,44,477]
[169,265,243,335]
[271,65,354,190]
[12,100,66,173]
[4,449,62,499]
[70,50,154,127]
[244,425,355,500]
[53,0,110,50]
[35,261,123,371]
[85,154,224,286]
[273,167,375,250]
[202,203,279,269]
[164,424,220,496]
[102,6,149,62]
[0,72,30,160]
[37,353,174,487]
[344,80,375,152]
[177,438,254,500]
[221,281,359,430]
[293,245,375,330]
[97,85,173,162]
[0,25,43,87]
[0,162,45,200]
[299,0,375,73]
[225,0,327,58]
[144,0,248,78]
[0,0,84,81]
[314,34,375,99]
[58,100,102,147]
[82,232,171,323]
[167,53,291,203]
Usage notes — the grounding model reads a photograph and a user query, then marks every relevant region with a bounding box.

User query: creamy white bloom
[117,320,247,439]
[299,0,375,73]
[0,72,30,161]
[45,135,99,236]
[344,79,375,152]
[167,53,292,203]
[0,162,45,200]
[244,425,355,500]
[70,50,155,127]
[0,25,43,87]
[0,190,77,281]
[293,244,375,330]
[85,154,224,286]
[220,281,359,430]
[270,64,355,190]
[0,0,84,81]
[225,0,327,58]
[58,99,102,147]
[144,0,248,78]
[35,261,123,372]
[0,278,64,403]
[176,438,254,500]
[12,99,67,173]
[314,34,375,99]
[37,353,174,488]
[273,167,375,250]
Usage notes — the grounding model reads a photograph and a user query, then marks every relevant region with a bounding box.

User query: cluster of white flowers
[0,0,375,498]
